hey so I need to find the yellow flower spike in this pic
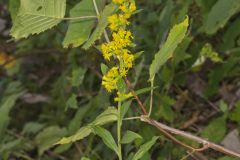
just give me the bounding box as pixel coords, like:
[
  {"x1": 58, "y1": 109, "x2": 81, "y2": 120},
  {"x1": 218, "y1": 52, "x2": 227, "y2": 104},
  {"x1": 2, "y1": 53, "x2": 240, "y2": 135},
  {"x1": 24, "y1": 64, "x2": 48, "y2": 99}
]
[
  {"x1": 102, "y1": 66, "x2": 120, "y2": 92},
  {"x1": 122, "y1": 52, "x2": 134, "y2": 68},
  {"x1": 112, "y1": 29, "x2": 132, "y2": 49},
  {"x1": 108, "y1": 14, "x2": 129, "y2": 31}
]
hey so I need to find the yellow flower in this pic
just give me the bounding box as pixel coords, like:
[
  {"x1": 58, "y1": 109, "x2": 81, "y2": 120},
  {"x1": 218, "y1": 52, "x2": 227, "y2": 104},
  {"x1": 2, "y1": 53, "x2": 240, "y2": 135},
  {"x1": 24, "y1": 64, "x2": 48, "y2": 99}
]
[
  {"x1": 112, "y1": 29, "x2": 132, "y2": 49},
  {"x1": 119, "y1": 1, "x2": 136, "y2": 18},
  {"x1": 114, "y1": 91, "x2": 133, "y2": 102},
  {"x1": 112, "y1": 0, "x2": 125, "y2": 5},
  {"x1": 108, "y1": 14, "x2": 129, "y2": 31},
  {"x1": 122, "y1": 52, "x2": 134, "y2": 68},
  {"x1": 102, "y1": 67, "x2": 120, "y2": 92}
]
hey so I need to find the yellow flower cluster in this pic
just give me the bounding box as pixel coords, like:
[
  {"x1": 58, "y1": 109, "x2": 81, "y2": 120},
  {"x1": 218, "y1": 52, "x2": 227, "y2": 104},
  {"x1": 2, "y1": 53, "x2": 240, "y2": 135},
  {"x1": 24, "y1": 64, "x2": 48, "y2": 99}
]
[{"x1": 101, "y1": 0, "x2": 136, "y2": 99}]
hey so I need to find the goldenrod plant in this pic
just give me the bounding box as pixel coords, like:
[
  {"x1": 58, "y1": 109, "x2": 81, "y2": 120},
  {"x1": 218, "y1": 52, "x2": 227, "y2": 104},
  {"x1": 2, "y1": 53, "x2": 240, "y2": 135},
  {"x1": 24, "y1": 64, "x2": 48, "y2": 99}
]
[{"x1": 1, "y1": 0, "x2": 240, "y2": 159}]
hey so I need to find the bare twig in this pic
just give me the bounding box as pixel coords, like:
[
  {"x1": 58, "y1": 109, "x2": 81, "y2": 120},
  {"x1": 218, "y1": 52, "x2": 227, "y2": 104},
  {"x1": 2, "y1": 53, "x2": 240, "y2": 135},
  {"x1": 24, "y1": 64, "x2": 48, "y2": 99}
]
[{"x1": 141, "y1": 116, "x2": 240, "y2": 158}]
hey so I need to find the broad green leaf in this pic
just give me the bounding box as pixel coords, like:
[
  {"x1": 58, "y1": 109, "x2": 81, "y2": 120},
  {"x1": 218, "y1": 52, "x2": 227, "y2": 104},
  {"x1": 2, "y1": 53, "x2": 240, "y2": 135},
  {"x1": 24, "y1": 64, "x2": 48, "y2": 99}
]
[
  {"x1": 83, "y1": 3, "x2": 117, "y2": 49},
  {"x1": 121, "y1": 131, "x2": 142, "y2": 144},
  {"x1": 149, "y1": 16, "x2": 189, "y2": 80},
  {"x1": 56, "y1": 126, "x2": 92, "y2": 145},
  {"x1": 132, "y1": 136, "x2": 159, "y2": 160},
  {"x1": 35, "y1": 126, "x2": 67, "y2": 155},
  {"x1": 92, "y1": 107, "x2": 118, "y2": 126},
  {"x1": 205, "y1": 0, "x2": 240, "y2": 35},
  {"x1": 201, "y1": 116, "x2": 227, "y2": 143},
  {"x1": 93, "y1": 126, "x2": 118, "y2": 155},
  {"x1": 11, "y1": 0, "x2": 66, "y2": 39},
  {"x1": 63, "y1": 0, "x2": 96, "y2": 48}
]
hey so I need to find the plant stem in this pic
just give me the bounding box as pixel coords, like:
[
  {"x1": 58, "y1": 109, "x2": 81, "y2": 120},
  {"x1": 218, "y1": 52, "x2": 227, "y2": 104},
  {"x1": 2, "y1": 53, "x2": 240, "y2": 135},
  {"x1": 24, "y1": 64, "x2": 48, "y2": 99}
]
[
  {"x1": 148, "y1": 77, "x2": 155, "y2": 117},
  {"x1": 117, "y1": 101, "x2": 122, "y2": 160}
]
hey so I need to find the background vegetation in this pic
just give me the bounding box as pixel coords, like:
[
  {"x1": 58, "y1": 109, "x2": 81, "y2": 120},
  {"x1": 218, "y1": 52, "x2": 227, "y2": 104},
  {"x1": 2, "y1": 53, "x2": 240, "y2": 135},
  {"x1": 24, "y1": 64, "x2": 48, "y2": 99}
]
[{"x1": 0, "y1": 0, "x2": 240, "y2": 159}]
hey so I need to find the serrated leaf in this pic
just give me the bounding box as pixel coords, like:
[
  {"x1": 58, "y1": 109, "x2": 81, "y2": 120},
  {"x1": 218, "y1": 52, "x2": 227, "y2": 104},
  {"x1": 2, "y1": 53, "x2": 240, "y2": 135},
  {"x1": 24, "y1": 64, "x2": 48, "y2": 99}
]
[
  {"x1": 56, "y1": 126, "x2": 92, "y2": 145},
  {"x1": 63, "y1": 0, "x2": 97, "y2": 48},
  {"x1": 121, "y1": 130, "x2": 142, "y2": 144},
  {"x1": 149, "y1": 16, "x2": 189, "y2": 80},
  {"x1": 92, "y1": 107, "x2": 118, "y2": 126},
  {"x1": 132, "y1": 136, "x2": 159, "y2": 160},
  {"x1": 93, "y1": 126, "x2": 118, "y2": 155},
  {"x1": 83, "y1": 3, "x2": 117, "y2": 49},
  {"x1": 205, "y1": 0, "x2": 240, "y2": 35},
  {"x1": 11, "y1": 0, "x2": 66, "y2": 39}
]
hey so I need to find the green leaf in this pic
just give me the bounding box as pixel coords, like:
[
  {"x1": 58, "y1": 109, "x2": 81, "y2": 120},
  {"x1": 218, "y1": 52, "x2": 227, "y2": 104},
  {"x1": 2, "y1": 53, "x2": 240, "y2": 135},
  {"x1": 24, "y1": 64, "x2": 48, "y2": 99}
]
[
  {"x1": 11, "y1": 0, "x2": 66, "y2": 39},
  {"x1": 92, "y1": 107, "x2": 118, "y2": 126},
  {"x1": 83, "y1": 3, "x2": 117, "y2": 49},
  {"x1": 56, "y1": 107, "x2": 117, "y2": 145},
  {"x1": 8, "y1": 0, "x2": 20, "y2": 21},
  {"x1": 134, "y1": 86, "x2": 158, "y2": 96},
  {"x1": 22, "y1": 122, "x2": 45, "y2": 135},
  {"x1": 204, "y1": 0, "x2": 240, "y2": 35},
  {"x1": 156, "y1": 95, "x2": 176, "y2": 123},
  {"x1": 132, "y1": 136, "x2": 159, "y2": 160},
  {"x1": 93, "y1": 126, "x2": 119, "y2": 155},
  {"x1": 121, "y1": 131, "x2": 142, "y2": 144},
  {"x1": 201, "y1": 116, "x2": 227, "y2": 143},
  {"x1": 63, "y1": 0, "x2": 97, "y2": 48},
  {"x1": 149, "y1": 16, "x2": 189, "y2": 80},
  {"x1": 120, "y1": 100, "x2": 132, "y2": 120},
  {"x1": 68, "y1": 104, "x2": 91, "y2": 134},
  {"x1": 35, "y1": 126, "x2": 67, "y2": 155},
  {"x1": 230, "y1": 101, "x2": 240, "y2": 123},
  {"x1": 101, "y1": 63, "x2": 108, "y2": 75},
  {"x1": 56, "y1": 126, "x2": 92, "y2": 145},
  {"x1": 70, "y1": 67, "x2": 87, "y2": 87},
  {"x1": 66, "y1": 94, "x2": 78, "y2": 110},
  {"x1": 81, "y1": 157, "x2": 91, "y2": 160},
  {"x1": 0, "y1": 83, "x2": 24, "y2": 141}
]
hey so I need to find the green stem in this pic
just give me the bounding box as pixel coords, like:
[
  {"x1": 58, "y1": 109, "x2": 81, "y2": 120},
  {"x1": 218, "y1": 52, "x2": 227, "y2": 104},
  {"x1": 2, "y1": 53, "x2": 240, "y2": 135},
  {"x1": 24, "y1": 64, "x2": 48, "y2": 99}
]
[
  {"x1": 117, "y1": 101, "x2": 122, "y2": 160},
  {"x1": 148, "y1": 76, "x2": 155, "y2": 117}
]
